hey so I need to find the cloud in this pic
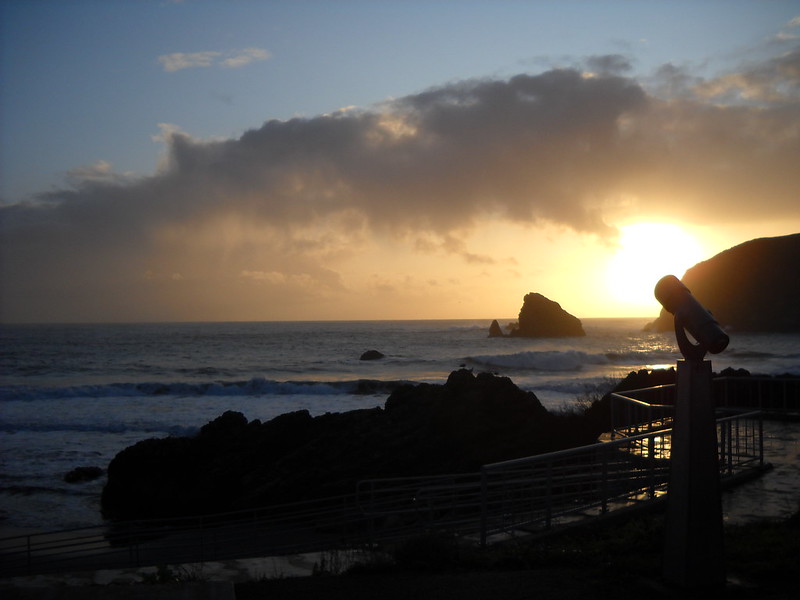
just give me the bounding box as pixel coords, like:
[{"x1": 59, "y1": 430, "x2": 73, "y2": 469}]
[
  {"x1": 584, "y1": 54, "x2": 633, "y2": 76},
  {"x1": 65, "y1": 160, "x2": 139, "y2": 186},
  {"x1": 158, "y1": 51, "x2": 221, "y2": 72},
  {"x1": 158, "y1": 48, "x2": 271, "y2": 72},
  {"x1": 220, "y1": 48, "x2": 272, "y2": 69},
  {"x1": 770, "y1": 16, "x2": 800, "y2": 43},
  {"x1": 694, "y1": 46, "x2": 800, "y2": 103},
  {"x1": 2, "y1": 51, "x2": 799, "y2": 321}
]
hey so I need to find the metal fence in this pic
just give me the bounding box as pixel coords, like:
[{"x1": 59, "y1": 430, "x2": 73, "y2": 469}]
[
  {"x1": 610, "y1": 376, "x2": 800, "y2": 436},
  {"x1": 475, "y1": 410, "x2": 762, "y2": 546},
  {"x1": 0, "y1": 494, "x2": 374, "y2": 578},
  {"x1": 0, "y1": 409, "x2": 767, "y2": 579}
]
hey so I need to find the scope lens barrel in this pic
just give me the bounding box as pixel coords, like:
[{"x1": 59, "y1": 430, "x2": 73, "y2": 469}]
[{"x1": 654, "y1": 274, "x2": 729, "y2": 355}]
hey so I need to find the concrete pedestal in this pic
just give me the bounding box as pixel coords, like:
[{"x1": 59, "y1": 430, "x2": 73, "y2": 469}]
[{"x1": 662, "y1": 359, "x2": 725, "y2": 588}]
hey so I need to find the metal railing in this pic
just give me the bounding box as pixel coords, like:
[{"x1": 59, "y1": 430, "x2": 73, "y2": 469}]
[
  {"x1": 477, "y1": 430, "x2": 672, "y2": 545},
  {"x1": 712, "y1": 376, "x2": 800, "y2": 413},
  {"x1": 610, "y1": 384, "x2": 675, "y2": 438},
  {"x1": 0, "y1": 495, "x2": 370, "y2": 578},
  {"x1": 482, "y1": 411, "x2": 761, "y2": 545},
  {"x1": 610, "y1": 376, "x2": 800, "y2": 436},
  {"x1": 0, "y1": 410, "x2": 768, "y2": 578},
  {"x1": 352, "y1": 410, "x2": 763, "y2": 546}
]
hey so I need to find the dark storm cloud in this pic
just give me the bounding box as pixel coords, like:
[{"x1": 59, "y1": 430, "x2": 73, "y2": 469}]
[
  {"x1": 139, "y1": 67, "x2": 645, "y2": 236},
  {"x1": 2, "y1": 54, "x2": 799, "y2": 321}
]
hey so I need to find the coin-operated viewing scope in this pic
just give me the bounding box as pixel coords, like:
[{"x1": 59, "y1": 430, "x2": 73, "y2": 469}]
[{"x1": 654, "y1": 274, "x2": 729, "y2": 361}]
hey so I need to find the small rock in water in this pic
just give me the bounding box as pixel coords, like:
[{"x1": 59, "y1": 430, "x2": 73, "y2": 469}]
[
  {"x1": 360, "y1": 350, "x2": 385, "y2": 360},
  {"x1": 64, "y1": 466, "x2": 104, "y2": 483},
  {"x1": 488, "y1": 319, "x2": 505, "y2": 337}
]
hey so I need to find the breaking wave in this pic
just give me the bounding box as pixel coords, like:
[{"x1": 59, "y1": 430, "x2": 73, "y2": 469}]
[
  {"x1": 0, "y1": 377, "x2": 407, "y2": 402},
  {"x1": 465, "y1": 348, "x2": 677, "y2": 372}
]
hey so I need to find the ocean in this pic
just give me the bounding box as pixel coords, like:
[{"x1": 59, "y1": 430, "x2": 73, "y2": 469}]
[{"x1": 1, "y1": 318, "x2": 799, "y2": 531}]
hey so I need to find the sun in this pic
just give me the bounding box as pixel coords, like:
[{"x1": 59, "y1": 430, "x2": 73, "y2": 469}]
[{"x1": 605, "y1": 223, "x2": 707, "y2": 314}]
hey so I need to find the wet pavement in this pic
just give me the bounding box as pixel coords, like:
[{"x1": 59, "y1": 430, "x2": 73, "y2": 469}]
[{"x1": 722, "y1": 419, "x2": 800, "y2": 524}]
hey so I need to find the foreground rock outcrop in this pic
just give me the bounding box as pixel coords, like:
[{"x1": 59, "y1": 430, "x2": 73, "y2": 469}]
[
  {"x1": 647, "y1": 233, "x2": 800, "y2": 332},
  {"x1": 101, "y1": 370, "x2": 603, "y2": 521},
  {"x1": 508, "y1": 292, "x2": 585, "y2": 337}
]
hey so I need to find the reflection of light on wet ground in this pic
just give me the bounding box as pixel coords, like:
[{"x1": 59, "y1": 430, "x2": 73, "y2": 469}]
[{"x1": 723, "y1": 420, "x2": 800, "y2": 524}]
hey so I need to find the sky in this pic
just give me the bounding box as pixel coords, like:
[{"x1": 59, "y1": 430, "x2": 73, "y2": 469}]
[{"x1": 1, "y1": 0, "x2": 799, "y2": 323}]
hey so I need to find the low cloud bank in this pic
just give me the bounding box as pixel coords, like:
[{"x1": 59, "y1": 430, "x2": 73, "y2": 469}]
[{"x1": 2, "y1": 50, "x2": 798, "y2": 321}]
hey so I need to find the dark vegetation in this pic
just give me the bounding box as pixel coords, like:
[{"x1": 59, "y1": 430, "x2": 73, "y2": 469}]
[{"x1": 235, "y1": 511, "x2": 800, "y2": 599}]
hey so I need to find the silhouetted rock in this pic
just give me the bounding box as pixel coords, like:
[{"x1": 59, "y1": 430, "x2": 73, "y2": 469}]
[
  {"x1": 360, "y1": 350, "x2": 385, "y2": 360},
  {"x1": 64, "y1": 466, "x2": 104, "y2": 483},
  {"x1": 718, "y1": 367, "x2": 752, "y2": 378},
  {"x1": 647, "y1": 233, "x2": 800, "y2": 332},
  {"x1": 509, "y1": 292, "x2": 585, "y2": 337},
  {"x1": 101, "y1": 370, "x2": 603, "y2": 521},
  {"x1": 488, "y1": 319, "x2": 505, "y2": 337}
]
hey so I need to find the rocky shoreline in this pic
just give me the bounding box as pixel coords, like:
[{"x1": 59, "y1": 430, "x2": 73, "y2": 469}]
[
  {"x1": 99, "y1": 367, "x2": 797, "y2": 523},
  {"x1": 101, "y1": 369, "x2": 606, "y2": 521}
]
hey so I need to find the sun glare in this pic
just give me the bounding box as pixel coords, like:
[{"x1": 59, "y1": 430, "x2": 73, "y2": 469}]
[{"x1": 605, "y1": 223, "x2": 706, "y2": 314}]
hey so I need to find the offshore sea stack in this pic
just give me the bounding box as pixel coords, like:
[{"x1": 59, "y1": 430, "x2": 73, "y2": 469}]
[
  {"x1": 647, "y1": 233, "x2": 800, "y2": 332},
  {"x1": 101, "y1": 369, "x2": 602, "y2": 521},
  {"x1": 508, "y1": 292, "x2": 585, "y2": 337}
]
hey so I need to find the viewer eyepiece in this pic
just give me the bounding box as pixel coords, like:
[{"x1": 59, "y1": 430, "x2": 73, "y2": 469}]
[{"x1": 654, "y1": 275, "x2": 729, "y2": 359}]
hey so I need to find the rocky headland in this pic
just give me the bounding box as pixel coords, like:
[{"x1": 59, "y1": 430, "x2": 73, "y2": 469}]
[{"x1": 647, "y1": 233, "x2": 800, "y2": 332}]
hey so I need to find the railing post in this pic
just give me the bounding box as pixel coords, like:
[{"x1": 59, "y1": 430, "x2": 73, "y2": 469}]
[
  {"x1": 601, "y1": 449, "x2": 609, "y2": 513},
  {"x1": 545, "y1": 462, "x2": 553, "y2": 529},
  {"x1": 480, "y1": 467, "x2": 488, "y2": 548},
  {"x1": 199, "y1": 515, "x2": 205, "y2": 563},
  {"x1": 648, "y1": 434, "x2": 656, "y2": 499},
  {"x1": 728, "y1": 420, "x2": 734, "y2": 472},
  {"x1": 610, "y1": 394, "x2": 616, "y2": 440}
]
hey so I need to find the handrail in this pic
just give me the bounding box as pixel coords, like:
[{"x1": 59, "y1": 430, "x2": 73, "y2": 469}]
[
  {"x1": 475, "y1": 410, "x2": 763, "y2": 546},
  {"x1": 609, "y1": 374, "x2": 800, "y2": 439},
  {"x1": 611, "y1": 376, "x2": 800, "y2": 411},
  {"x1": 0, "y1": 407, "x2": 769, "y2": 578},
  {"x1": 481, "y1": 423, "x2": 680, "y2": 472}
]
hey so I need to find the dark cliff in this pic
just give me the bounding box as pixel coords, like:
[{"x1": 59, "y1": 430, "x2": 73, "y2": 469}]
[{"x1": 647, "y1": 233, "x2": 800, "y2": 332}]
